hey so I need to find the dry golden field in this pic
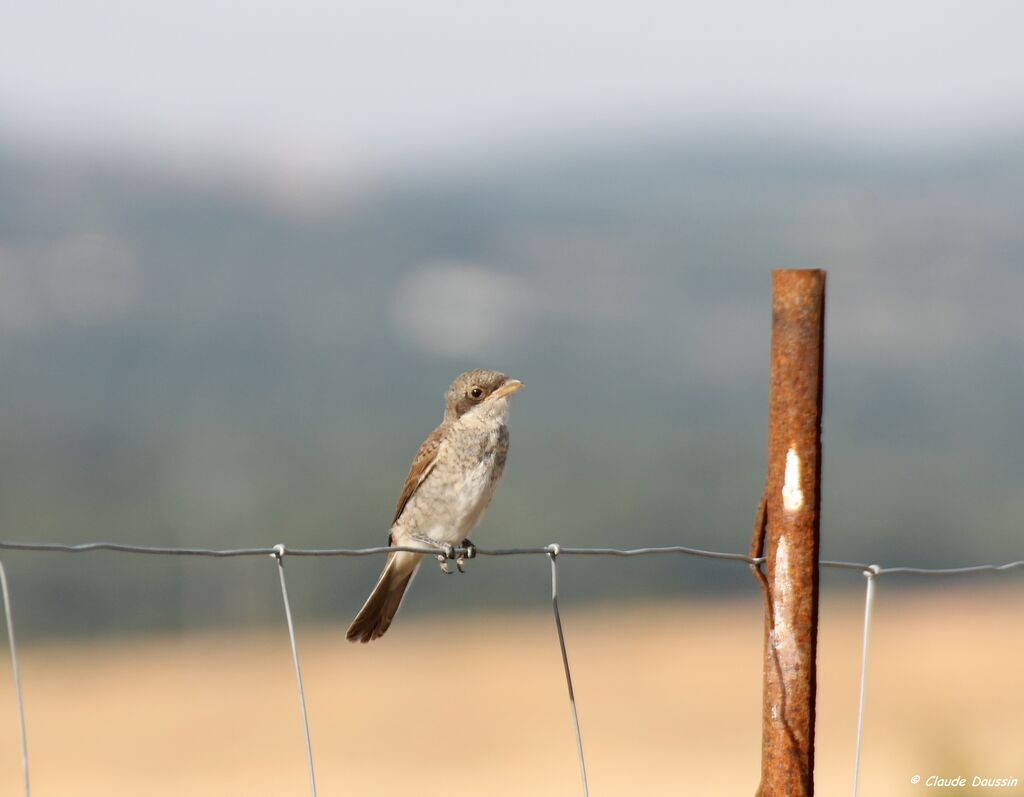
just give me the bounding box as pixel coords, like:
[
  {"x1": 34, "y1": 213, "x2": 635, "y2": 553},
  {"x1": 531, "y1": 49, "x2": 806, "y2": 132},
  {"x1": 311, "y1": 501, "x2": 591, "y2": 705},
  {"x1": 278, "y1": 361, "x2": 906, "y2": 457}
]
[{"x1": 2, "y1": 585, "x2": 1022, "y2": 796}]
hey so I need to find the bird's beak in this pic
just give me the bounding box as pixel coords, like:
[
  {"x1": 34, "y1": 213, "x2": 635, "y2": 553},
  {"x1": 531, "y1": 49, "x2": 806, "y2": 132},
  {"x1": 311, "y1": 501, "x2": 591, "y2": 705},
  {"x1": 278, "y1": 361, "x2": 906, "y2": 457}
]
[{"x1": 487, "y1": 378, "x2": 524, "y2": 401}]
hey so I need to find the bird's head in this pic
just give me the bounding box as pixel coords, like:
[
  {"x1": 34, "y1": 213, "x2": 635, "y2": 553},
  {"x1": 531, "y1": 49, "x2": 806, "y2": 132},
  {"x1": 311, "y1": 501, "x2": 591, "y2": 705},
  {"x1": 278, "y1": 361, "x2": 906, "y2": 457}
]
[{"x1": 445, "y1": 368, "x2": 523, "y2": 421}]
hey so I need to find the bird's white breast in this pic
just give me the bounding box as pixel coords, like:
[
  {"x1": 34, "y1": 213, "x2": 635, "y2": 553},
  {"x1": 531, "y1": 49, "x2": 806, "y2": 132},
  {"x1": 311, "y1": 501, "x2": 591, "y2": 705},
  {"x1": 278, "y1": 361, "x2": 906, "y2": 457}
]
[{"x1": 450, "y1": 428, "x2": 502, "y2": 521}]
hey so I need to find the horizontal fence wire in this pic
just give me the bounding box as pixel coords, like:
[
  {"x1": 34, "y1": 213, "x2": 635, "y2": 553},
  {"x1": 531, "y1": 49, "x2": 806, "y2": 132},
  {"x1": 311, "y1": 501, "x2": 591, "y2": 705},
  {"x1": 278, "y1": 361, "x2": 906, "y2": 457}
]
[
  {"x1": 2, "y1": 538, "x2": 1023, "y2": 797},
  {"x1": 1, "y1": 539, "x2": 1022, "y2": 576}
]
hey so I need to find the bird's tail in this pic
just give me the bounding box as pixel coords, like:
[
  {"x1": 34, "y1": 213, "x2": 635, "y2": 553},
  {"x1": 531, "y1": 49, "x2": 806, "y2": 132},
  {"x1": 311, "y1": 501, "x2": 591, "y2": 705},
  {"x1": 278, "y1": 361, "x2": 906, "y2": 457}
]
[{"x1": 346, "y1": 551, "x2": 422, "y2": 643}]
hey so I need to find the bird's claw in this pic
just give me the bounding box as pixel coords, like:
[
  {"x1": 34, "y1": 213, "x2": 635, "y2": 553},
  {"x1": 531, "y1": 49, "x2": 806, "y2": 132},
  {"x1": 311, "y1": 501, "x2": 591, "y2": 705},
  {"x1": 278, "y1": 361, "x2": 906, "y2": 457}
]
[
  {"x1": 436, "y1": 543, "x2": 456, "y2": 574},
  {"x1": 456, "y1": 539, "x2": 476, "y2": 573}
]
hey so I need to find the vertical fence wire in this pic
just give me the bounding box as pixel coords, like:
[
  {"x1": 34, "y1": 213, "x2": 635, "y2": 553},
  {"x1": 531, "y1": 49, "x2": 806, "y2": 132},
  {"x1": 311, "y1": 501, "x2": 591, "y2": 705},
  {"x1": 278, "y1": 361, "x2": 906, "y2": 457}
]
[
  {"x1": 0, "y1": 560, "x2": 30, "y2": 797},
  {"x1": 272, "y1": 545, "x2": 318, "y2": 797},
  {"x1": 547, "y1": 544, "x2": 590, "y2": 797},
  {"x1": 851, "y1": 565, "x2": 879, "y2": 797}
]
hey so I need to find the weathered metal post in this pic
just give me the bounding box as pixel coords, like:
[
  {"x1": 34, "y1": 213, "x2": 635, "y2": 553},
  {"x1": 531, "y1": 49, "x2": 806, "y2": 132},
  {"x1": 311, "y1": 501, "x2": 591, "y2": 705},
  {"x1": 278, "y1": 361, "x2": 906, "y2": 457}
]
[{"x1": 750, "y1": 269, "x2": 826, "y2": 796}]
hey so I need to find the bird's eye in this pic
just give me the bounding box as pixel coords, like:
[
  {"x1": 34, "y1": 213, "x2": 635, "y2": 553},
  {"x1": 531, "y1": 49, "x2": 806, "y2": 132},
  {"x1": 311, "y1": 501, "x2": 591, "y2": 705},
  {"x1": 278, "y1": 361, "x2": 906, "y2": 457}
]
[{"x1": 469, "y1": 386, "x2": 484, "y2": 399}]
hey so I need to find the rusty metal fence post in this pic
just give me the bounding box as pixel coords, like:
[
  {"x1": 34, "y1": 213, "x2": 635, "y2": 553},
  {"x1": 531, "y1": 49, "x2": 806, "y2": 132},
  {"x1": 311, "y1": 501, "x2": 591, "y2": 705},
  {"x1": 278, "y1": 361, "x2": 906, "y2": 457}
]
[{"x1": 750, "y1": 269, "x2": 826, "y2": 796}]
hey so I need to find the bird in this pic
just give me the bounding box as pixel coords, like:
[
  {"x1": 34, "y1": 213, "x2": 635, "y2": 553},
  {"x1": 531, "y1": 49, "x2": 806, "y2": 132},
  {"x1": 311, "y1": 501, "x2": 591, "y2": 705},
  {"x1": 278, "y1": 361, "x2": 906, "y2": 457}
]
[{"x1": 346, "y1": 368, "x2": 523, "y2": 643}]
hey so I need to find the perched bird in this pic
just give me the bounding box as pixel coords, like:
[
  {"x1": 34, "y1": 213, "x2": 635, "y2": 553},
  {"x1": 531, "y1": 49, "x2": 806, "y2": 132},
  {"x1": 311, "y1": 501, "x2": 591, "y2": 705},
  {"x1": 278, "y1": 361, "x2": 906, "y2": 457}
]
[{"x1": 346, "y1": 369, "x2": 523, "y2": 643}]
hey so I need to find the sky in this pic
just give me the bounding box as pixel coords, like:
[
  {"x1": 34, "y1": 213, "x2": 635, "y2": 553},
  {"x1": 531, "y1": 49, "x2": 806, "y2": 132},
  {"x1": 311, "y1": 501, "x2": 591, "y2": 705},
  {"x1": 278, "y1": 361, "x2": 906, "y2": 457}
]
[{"x1": 2, "y1": 0, "x2": 1024, "y2": 179}]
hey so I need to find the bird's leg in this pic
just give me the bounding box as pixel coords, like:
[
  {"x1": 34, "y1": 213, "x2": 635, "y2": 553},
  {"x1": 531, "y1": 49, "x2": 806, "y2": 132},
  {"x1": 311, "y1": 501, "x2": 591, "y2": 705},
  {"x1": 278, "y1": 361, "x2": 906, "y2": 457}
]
[
  {"x1": 456, "y1": 538, "x2": 477, "y2": 573},
  {"x1": 410, "y1": 534, "x2": 456, "y2": 574}
]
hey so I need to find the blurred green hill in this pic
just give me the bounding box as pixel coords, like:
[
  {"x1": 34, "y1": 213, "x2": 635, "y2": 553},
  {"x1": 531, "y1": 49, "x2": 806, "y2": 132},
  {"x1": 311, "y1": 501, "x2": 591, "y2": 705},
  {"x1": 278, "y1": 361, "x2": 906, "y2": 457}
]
[{"x1": 1, "y1": 132, "x2": 1022, "y2": 635}]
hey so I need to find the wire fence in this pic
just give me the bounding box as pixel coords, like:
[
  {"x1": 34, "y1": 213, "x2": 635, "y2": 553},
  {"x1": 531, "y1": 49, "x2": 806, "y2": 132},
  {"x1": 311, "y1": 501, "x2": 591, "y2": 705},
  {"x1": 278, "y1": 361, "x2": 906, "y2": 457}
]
[{"x1": 1, "y1": 538, "x2": 1022, "y2": 797}]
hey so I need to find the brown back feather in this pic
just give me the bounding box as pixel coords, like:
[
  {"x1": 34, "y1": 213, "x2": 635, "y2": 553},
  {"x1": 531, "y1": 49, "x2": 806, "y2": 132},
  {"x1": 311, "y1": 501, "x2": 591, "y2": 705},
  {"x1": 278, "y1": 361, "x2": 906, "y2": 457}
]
[{"x1": 391, "y1": 423, "x2": 445, "y2": 527}]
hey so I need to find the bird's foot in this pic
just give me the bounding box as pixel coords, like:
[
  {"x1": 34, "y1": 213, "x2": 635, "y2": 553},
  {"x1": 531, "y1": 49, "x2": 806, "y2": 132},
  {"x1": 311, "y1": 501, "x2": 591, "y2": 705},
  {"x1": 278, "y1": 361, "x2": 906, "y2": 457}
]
[
  {"x1": 408, "y1": 534, "x2": 456, "y2": 574},
  {"x1": 436, "y1": 542, "x2": 456, "y2": 575},
  {"x1": 456, "y1": 539, "x2": 477, "y2": 573}
]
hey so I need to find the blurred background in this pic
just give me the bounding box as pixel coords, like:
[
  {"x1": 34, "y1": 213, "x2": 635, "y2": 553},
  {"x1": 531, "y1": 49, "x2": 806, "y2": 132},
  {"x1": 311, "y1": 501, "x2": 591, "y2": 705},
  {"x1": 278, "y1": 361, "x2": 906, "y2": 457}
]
[{"x1": 1, "y1": 1, "x2": 1023, "y2": 793}]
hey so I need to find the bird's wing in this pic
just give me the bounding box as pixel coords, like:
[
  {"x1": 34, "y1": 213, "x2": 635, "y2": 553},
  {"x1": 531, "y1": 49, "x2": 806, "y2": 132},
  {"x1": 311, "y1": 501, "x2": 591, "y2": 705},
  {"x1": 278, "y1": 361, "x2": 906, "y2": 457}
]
[{"x1": 390, "y1": 423, "x2": 445, "y2": 529}]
